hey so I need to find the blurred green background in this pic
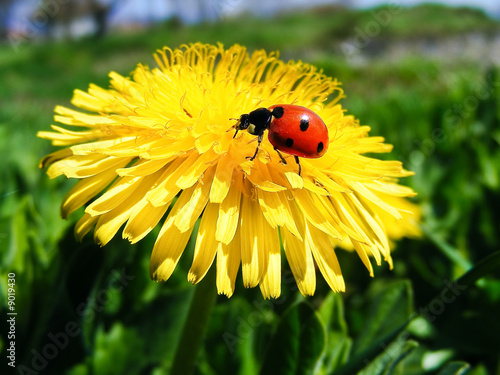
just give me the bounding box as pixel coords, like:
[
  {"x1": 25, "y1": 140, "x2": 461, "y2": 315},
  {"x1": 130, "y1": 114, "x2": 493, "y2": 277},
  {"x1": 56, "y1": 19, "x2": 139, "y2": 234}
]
[{"x1": 1, "y1": 3, "x2": 500, "y2": 374}]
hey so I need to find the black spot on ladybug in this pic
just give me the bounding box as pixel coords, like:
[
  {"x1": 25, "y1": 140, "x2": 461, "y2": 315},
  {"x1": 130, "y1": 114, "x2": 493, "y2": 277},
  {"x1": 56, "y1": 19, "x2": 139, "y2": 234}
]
[
  {"x1": 272, "y1": 107, "x2": 284, "y2": 119},
  {"x1": 317, "y1": 142, "x2": 324, "y2": 153},
  {"x1": 286, "y1": 138, "x2": 294, "y2": 147},
  {"x1": 300, "y1": 118, "x2": 309, "y2": 131}
]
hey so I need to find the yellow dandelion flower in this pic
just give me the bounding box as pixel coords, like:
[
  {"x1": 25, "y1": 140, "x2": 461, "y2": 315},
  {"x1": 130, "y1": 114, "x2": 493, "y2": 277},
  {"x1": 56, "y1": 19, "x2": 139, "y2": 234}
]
[{"x1": 38, "y1": 43, "x2": 420, "y2": 299}]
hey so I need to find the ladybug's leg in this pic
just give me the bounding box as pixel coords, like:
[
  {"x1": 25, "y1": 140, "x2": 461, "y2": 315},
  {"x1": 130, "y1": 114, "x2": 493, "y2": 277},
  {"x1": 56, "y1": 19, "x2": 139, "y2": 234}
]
[
  {"x1": 274, "y1": 148, "x2": 287, "y2": 165},
  {"x1": 294, "y1": 155, "x2": 302, "y2": 176},
  {"x1": 247, "y1": 133, "x2": 264, "y2": 161}
]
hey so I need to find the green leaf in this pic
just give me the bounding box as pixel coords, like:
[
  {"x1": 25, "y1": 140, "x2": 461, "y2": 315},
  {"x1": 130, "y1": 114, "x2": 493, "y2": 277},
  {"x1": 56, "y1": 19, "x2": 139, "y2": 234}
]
[
  {"x1": 358, "y1": 339, "x2": 418, "y2": 375},
  {"x1": 354, "y1": 280, "x2": 414, "y2": 355},
  {"x1": 333, "y1": 281, "x2": 414, "y2": 375},
  {"x1": 319, "y1": 293, "x2": 348, "y2": 334},
  {"x1": 477, "y1": 144, "x2": 499, "y2": 189},
  {"x1": 260, "y1": 302, "x2": 326, "y2": 375},
  {"x1": 457, "y1": 250, "x2": 500, "y2": 287},
  {"x1": 318, "y1": 293, "x2": 352, "y2": 373},
  {"x1": 5, "y1": 197, "x2": 30, "y2": 272},
  {"x1": 92, "y1": 323, "x2": 144, "y2": 375},
  {"x1": 466, "y1": 364, "x2": 489, "y2": 375},
  {"x1": 66, "y1": 364, "x2": 89, "y2": 375},
  {"x1": 422, "y1": 350, "x2": 454, "y2": 372},
  {"x1": 436, "y1": 362, "x2": 471, "y2": 375}
]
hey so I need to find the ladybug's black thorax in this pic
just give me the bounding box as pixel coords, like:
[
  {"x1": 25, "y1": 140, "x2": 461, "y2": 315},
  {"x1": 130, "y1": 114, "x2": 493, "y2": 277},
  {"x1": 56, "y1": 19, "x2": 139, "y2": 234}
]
[{"x1": 247, "y1": 107, "x2": 272, "y2": 135}]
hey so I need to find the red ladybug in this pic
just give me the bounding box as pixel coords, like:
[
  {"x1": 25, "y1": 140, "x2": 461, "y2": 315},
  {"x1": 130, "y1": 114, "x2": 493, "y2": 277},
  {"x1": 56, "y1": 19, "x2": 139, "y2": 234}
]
[{"x1": 233, "y1": 104, "x2": 329, "y2": 175}]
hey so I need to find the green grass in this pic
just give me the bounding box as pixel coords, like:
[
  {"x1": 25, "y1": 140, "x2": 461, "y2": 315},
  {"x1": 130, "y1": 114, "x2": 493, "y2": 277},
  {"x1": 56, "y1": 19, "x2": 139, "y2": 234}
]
[{"x1": 1, "y1": 3, "x2": 500, "y2": 375}]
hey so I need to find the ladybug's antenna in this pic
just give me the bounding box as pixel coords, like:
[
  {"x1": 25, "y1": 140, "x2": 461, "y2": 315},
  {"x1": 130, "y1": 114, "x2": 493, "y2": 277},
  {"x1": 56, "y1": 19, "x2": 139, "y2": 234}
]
[{"x1": 227, "y1": 117, "x2": 240, "y2": 138}]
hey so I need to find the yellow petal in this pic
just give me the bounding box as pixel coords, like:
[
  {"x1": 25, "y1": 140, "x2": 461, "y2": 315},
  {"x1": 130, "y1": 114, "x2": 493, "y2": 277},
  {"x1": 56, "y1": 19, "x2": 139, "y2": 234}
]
[
  {"x1": 216, "y1": 229, "x2": 241, "y2": 297},
  {"x1": 51, "y1": 124, "x2": 102, "y2": 138},
  {"x1": 313, "y1": 194, "x2": 367, "y2": 244},
  {"x1": 146, "y1": 156, "x2": 187, "y2": 207},
  {"x1": 37, "y1": 129, "x2": 98, "y2": 146},
  {"x1": 293, "y1": 189, "x2": 342, "y2": 239},
  {"x1": 247, "y1": 162, "x2": 288, "y2": 192},
  {"x1": 257, "y1": 189, "x2": 284, "y2": 228},
  {"x1": 93, "y1": 173, "x2": 159, "y2": 246},
  {"x1": 303, "y1": 178, "x2": 330, "y2": 196},
  {"x1": 239, "y1": 191, "x2": 266, "y2": 288},
  {"x1": 352, "y1": 241, "x2": 374, "y2": 276},
  {"x1": 282, "y1": 226, "x2": 316, "y2": 296},
  {"x1": 70, "y1": 137, "x2": 137, "y2": 156},
  {"x1": 305, "y1": 221, "x2": 344, "y2": 292},
  {"x1": 215, "y1": 174, "x2": 242, "y2": 244},
  {"x1": 47, "y1": 154, "x2": 106, "y2": 179},
  {"x1": 349, "y1": 181, "x2": 403, "y2": 220},
  {"x1": 313, "y1": 170, "x2": 350, "y2": 193},
  {"x1": 259, "y1": 222, "x2": 281, "y2": 299},
  {"x1": 175, "y1": 149, "x2": 217, "y2": 189},
  {"x1": 123, "y1": 200, "x2": 170, "y2": 244},
  {"x1": 103, "y1": 137, "x2": 167, "y2": 157},
  {"x1": 71, "y1": 89, "x2": 111, "y2": 112},
  {"x1": 284, "y1": 171, "x2": 303, "y2": 189},
  {"x1": 195, "y1": 132, "x2": 217, "y2": 154},
  {"x1": 277, "y1": 191, "x2": 303, "y2": 240},
  {"x1": 258, "y1": 189, "x2": 303, "y2": 243},
  {"x1": 149, "y1": 187, "x2": 197, "y2": 281},
  {"x1": 117, "y1": 159, "x2": 170, "y2": 177},
  {"x1": 64, "y1": 156, "x2": 133, "y2": 178},
  {"x1": 54, "y1": 105, "x2": 110, "y2": 127},
  {"x1": 74, "y1": 213, "x2": 98, "y2": 242},
  {"x1": 174, "y1": 166, "x2": 215, "y2": 232},
  {"x1": 38, "y1": 148, "x2": 73, "y2": 169},
  {"x1": 86, "y1": 175, "x2": 142, "y2": 216},
  {"x1": 349, "y1": 192, "x2": 391, "y2": 261},
  {"x1": 143, "y1": 136, "x2": 195, "y2": 159},
  {"x1": 188, "y1": 203, "x2": 219, "y2": 284},
  {"x1": 61, "y1": 167, "x2": 120, "y2": 219},
  {"x1": 365, "y1": 180, "x2": 417, "y2": 197},
  {"x1": 210, "y1": 149, "x2": 237, "y2": 203},
  {"x1": 330, "y1": 193, "x2": 374, "y2": 246}
]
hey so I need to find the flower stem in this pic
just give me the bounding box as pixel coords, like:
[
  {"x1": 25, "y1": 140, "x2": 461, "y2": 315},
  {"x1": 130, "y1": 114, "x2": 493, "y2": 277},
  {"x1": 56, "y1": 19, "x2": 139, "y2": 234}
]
[{"x1": 171, "y1": 267, "x2": 217, "y2": 375}]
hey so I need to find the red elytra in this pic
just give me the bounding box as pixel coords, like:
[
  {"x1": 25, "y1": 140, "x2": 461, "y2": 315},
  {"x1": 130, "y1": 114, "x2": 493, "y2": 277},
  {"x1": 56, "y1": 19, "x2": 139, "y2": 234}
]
[{"x1": 267, "y1": 104, "x2": 329, "y2": 158}]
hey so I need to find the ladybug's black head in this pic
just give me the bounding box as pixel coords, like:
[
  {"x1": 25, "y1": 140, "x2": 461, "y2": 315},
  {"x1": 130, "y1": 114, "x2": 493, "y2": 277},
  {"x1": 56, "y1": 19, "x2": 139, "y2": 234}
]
[
  {"x1": 232, "y1": 113, "x2": 249, "y2": 139},
  {"x1": 237, "y1": 114, "x2": 250, "y2": 130}
]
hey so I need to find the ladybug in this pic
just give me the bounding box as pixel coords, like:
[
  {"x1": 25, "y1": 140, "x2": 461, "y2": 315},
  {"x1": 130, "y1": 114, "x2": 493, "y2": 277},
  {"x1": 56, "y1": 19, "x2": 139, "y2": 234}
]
[{"x1": 232, "y1": 104, "x2": 329, "y2": 175}]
